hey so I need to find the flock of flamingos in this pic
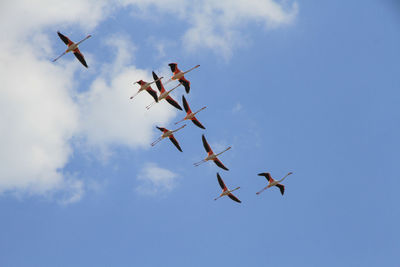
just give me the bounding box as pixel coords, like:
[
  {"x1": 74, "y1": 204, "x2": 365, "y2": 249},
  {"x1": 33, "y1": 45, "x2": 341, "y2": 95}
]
[{"x1": 53, "y1": 31, "x2": 293, "y2": 204}]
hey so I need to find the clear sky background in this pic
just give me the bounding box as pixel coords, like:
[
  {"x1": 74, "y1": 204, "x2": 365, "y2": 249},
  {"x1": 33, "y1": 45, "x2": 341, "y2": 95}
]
[{"x1": 0, "y1": 1, "x2": 399, "y2": 266}]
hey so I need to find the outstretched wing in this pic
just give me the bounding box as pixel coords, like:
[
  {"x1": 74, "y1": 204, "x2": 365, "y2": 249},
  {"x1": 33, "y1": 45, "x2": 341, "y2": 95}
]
[
  {"x1": 73, "y1": 49, "x2": 88, "y2": 68},
  {"x1": 228, "y1": 193, "x2": 241, "y2": 203},
  {"x1": 57, "y1": 31, "x2": 73, "y2": 45},
  {"x1": 276, "y1": 184, "x2": 285, "y2": 195},
  {"x1": 258, "y1": 172, "x2": 272, "y2": 182},
  {"x1": 169, "y1": 135, "x2": 182, "y2": 152},
  {"x1": 182, "y1": 95, "x2": 191, "y2": 113},
  {"x1": 201, "y1": 135, "x2": 212, "y2": 153},
  {"x1": 168, "y1": 63, "x2": 178, "y2": 73},
  {"x1": 217, "y1": 173, "x2": 227, "y2": 190},
  {"x1": 214, "y1": 158, "x2": 229, "y2": 171},
  {"x1": 156, "y1": 126, "x2": 167, "y2": 132},
  {"x1": 152, "y1": 71, "x2": 165, "y2": 93},
  {"x1": 165, "y1": 96, "x2": 182, "y2": 110},
  {"x1": 146, "y1": 87, "x2": 159, "y2": 102},
  {"x1": 179, "y1": 77, "x2": 190, "y2": 93},
  {"x1": 191, "y1": 117, "x2": 205, "y2": 129}
]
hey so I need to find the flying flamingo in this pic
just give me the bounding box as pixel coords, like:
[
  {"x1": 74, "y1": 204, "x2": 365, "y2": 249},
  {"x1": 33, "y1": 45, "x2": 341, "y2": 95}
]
[
  {"x1": 175, "y1": 95, "x2": 206, "y2": 129},
  {"x1": 256, "y1": 172, "x2": 293, "y2": 195},
  {"x1": 53, "y1": 31, "x2": 91, "y2": 68},
  {"x1": 168, "y1": 63, "x2": 200, "y2": 93},
  {"x1": 151, "y1": 125, "x2": 186, "y2": 152},
  {"x1": 194, "y1": 135, "x2": 231, "y2": 170},
  {"x1": 130, "y1": 78, "x2": 162, "y2": 103},
  {"x1": 146, "y1": 71, "x2": 183, "y2": 110},
  {"x1": 214, "y1": 173, "x2": 241, "y2": 203}
]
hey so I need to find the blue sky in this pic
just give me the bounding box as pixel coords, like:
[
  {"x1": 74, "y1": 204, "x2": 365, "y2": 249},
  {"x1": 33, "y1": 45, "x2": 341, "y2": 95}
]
[{"x1": 0, "y1": 1, "x2": 399, "y2": 266}]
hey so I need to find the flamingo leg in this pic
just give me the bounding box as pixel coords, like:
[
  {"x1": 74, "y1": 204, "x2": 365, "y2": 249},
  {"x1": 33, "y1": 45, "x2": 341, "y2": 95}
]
[
  {"x1": 216, "y1": 146, "x2": 232, "y2": 157},
  {"x1": 168, "y1": 83, "x2": 182, "y2": 93},
  {"x1": 183, "y1": 65, "x2": 200, "y2": 75},
  {"x1": 193, "y1": 106, "x2": 207, "y2": 116},
  {"x1": 52, "y1": 51, "x2": 67, "y2": 62},
  {"x1": 146, "y1": 101, "x2": 157, "y2": 110},
  {"x1": 174, "y1": 118, "x2": 186, "y2": 125},
  {"x1": 151, "y1": 137, "x2": 163, "y2": 146},
  {"x1": 194, "y1": 159, "x2": 207, "y2": 166},
  {"x1": 76, "y1": 35, "x2": 92, "y2": 46},
  {"x1": 171, "y1": 124, "x2": 186, "y2": 133},
  {"x1": 229, "y1": 187, "x2": 240, "y2": 193}
]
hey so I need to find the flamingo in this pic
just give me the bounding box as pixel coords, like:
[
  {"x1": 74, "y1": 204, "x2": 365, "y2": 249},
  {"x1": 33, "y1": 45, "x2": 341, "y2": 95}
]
[
  {"x1": 53, "y1": 31, "x2": 91, "y2": 68},
  {"x1": 256, "y1": 172, "x2": 293, "y2": 195},
  {"x1": 214, "y1": 173, "x2": 241, "y2": 203},
  {"x1": 151, "y1": 125, "x2": 186, "y2": 152},
  {"x1": 130, "y1": 78, "x2": 162, "y2": 103},
  {"x1": 194, "y1": 135, "x2": 231, "y2": 170},
  {"x1": 146, "y1": 71, "x2": 183, "y2": 110},
  {"x1": 168, "y1": 63, "x2": 200, "y2": 93},
  {"x1": 175, "y1": 95, "x2": 206, "y2": 129}
]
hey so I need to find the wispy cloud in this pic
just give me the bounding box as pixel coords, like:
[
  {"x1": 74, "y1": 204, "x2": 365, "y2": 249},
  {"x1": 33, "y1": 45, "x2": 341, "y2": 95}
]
[{"x1": 135, "y1": 163, "x2": 179, "y2": 196}]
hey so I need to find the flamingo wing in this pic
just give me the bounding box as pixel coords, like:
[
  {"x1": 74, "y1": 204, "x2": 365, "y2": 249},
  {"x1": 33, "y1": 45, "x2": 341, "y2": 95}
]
[
  {"x1": 168, "y1": 63, "x2": 178, "y2": 73},
  {"x1": 214, "y1": 158, "x2": 229, "y2": 171},
  {"x1": 258, "y1": 172, "x2": 272, "y2": 182},
  {"x1": 73, "y1": 49, "x2": 88, "y2": 68},
  {"x1": 152, "y1": 71, "x2": 165, "y2": 93},
  {"x1": 156, "y1": 126, "x2": 167, "y2": 132},
  {"x1": 182, "y1": 95, "x2": 191, "y2": 113},
  {"x1": 191, "y1": 117, "x2": 205, "y2": 129},
  {"x1": 201, "y1": 135, "x2": 212, "y2": 153},
  {"x1": 165, "y1": 96, "x2": 182, "y2": 110},
  {"x1": 228, "y1": 193, "x2": 241, "y2": 203},
  {"x1": 146, "y1": 87, "x2": 159, "y2": 102},
  {"x1": 179, "y1": 77, "x2": 190, "y2": 93},
  {"x1": 276, "y1": 184, "x2": 285, "y2": 195},
  {"x1": 168, "y1": 135, "x2": 182, "y2": 152},
  {"x1": 217, "y1": 173, "x2": 227, "y2": 190},
  {"x1": 57, "y1": 31, "x2": 73, "y2": 45}
]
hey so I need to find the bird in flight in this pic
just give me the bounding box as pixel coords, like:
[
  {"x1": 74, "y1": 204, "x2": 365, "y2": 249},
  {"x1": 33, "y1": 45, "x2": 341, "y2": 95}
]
[
  {"x1": 151, "y1": 125, "x2": 186, "y2": 152},
  {"x1": 168, "y1": 63, "x2": 200, "y2": 93},
  {"x1": 130, "y1": 78, "x2": 161, "y2": 103},
  {"x1": 175, "y1": 95, "x2": 206, "y2": 129},
  {"x1": 256, "y1": 172, "x2": 293, "y2": 195},
  {"x1": 214, "y1": 173, "x2": 241, "y2": 203},
  {"x1": 53, "y1": 31, "x2": 91, "y2": 68},
  {"x1": 146, "y1": 71, "x2": 183, "y2": 110},
  {"x1": 194, "y1": 135, "x2": 231, "y2": 170}
]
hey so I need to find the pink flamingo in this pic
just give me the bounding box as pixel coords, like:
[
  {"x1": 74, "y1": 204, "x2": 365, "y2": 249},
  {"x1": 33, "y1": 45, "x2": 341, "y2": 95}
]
[
  {"x1": 151, "y1": 125, "x2": 186, "y2": 152},
  {"x1": 146, "y1": 71, "x2": 183, "y2": 110},
  {"x1": 168, "y1": 63, "x2": 200, "y2": 93},
  {"x1": 53, "y1": 31, "x2": 91, "y2": 68},
  {"x1": 214, "y1": 173, "x2": 241, "y2": 203},
  {"x1": 256, "y1": 172, "x2": 293, "y2": 195},
  {"x1": 130, "y1": 78, "x2": 162, "y2": 103},
  {"x1": 194, "y1": 135, "x2": 231, "y2": 170},
  {"x1": 175, "y1": 95, "x2": 206, "y2": 129}
]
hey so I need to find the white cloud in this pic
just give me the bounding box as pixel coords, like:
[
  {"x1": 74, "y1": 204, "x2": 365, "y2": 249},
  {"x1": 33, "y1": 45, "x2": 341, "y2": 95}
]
[
  {"x1": 120, "y1": 0, "x2": 298, "y2": 58},
  {"x1": 232, "y1": 102, "x2": 243, "y2": 113},
  {"x1": 182, "y1": 0, "x2": 298, "y2": 58},
  {"x1": 0, "y1": 0, "x2": 109, "y2": 200},
  {"x1": 136, "y1": 163, "x2": 179, "y2": 195}
]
